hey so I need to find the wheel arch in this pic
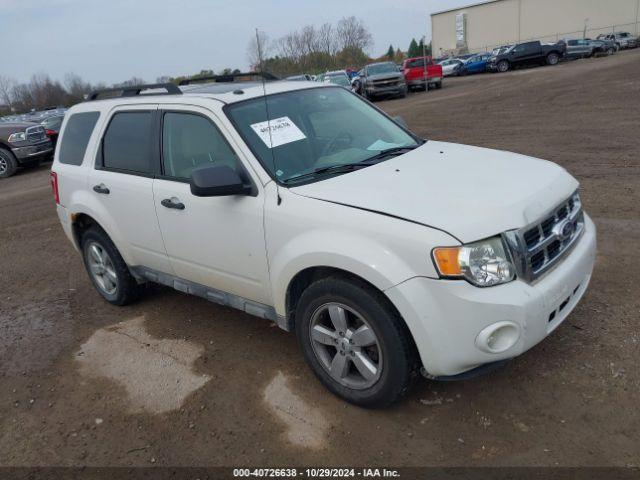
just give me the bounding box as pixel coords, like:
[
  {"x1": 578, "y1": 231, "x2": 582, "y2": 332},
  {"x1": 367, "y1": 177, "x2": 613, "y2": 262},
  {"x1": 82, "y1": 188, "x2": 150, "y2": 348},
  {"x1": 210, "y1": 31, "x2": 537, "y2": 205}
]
[
  {"x1": 69, "y1": 210, "x2": 133, "y2": 266},
  {"x1": 283, "y1": 265, "x2": 419, "y2": 356}
]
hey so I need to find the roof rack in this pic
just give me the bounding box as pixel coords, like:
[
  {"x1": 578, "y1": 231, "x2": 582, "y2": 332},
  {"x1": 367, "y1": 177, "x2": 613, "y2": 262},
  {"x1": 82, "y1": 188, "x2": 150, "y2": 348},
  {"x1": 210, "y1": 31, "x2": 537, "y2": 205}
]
[
  {"x1": 178, "y1": 72, "x2": 279, "y2": 86},
  {"x1": 87, "y1": 83, "x2": 182, "y2": 101}
]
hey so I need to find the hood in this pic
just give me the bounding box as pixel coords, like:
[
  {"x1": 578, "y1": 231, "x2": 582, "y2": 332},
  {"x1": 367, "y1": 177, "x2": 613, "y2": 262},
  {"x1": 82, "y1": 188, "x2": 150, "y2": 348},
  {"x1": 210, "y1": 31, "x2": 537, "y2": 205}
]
[
  {"x1": 367, "y1": 72, "x2": 403, "y2": 81},
  {"x1": 0, "y1": 121, "x2": 39, "y2": 131},
  {"x1": 290, "y1": 141, "x2": 578, "y2": 243}
]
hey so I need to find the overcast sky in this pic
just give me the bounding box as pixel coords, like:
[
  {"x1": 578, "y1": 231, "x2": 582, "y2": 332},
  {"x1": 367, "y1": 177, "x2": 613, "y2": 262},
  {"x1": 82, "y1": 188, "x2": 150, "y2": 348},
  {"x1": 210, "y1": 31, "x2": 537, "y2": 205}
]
[{"x1": 1, "y1": 0, "x2": 475, "y2": 85}]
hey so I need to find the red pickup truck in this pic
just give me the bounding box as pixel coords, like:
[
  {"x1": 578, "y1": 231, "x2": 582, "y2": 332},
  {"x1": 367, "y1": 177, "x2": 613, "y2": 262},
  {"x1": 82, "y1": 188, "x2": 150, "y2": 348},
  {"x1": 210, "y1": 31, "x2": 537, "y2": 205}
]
[{"x1": 401, "y1": 57, "x2": 443, "y2": 91}]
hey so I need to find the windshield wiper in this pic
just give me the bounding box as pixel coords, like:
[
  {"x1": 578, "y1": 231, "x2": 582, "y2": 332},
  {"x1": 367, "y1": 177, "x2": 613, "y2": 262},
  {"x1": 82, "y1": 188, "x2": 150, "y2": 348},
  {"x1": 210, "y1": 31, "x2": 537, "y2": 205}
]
[
  {"x1": 364, "y1": 145, "x2": 419, "y2": 163},
  {"x1": 283, "y1": 145, "x2": 421, "y2": 185},
  {"x1": 283, "y1": 162, "x2": 372, "y2": 184}
]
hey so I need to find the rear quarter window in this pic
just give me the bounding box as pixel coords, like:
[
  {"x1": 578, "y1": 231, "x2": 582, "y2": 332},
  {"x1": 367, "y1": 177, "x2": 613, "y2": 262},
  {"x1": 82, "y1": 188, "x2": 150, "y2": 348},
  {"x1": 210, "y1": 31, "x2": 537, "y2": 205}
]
[{"x1": 58, "y1": 112, "x2": 100, "y2": 166}]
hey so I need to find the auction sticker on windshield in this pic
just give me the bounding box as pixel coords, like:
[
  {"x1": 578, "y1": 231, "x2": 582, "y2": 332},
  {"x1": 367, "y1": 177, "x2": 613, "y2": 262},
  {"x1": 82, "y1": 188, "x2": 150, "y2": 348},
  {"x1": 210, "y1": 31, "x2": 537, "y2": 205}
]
[{"x1": 250, "y1": 116, "x2": 306, "y2": 148}]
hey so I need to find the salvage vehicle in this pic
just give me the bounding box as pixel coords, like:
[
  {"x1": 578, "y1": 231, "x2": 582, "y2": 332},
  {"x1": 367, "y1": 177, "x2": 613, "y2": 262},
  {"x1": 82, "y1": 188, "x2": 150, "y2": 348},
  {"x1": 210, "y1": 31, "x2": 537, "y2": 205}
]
[
  {"x1": 0, "y1": 121, "x2": 53, "y2": 178},
  {"x1": 358, "y1": 62, "x2": 407, "y2": 100},
  {"x1": 561, "y1": 38, "x2": 597, "y2": 59},
  {"x1": 597, "y1": 32, "x2": 638, "y2": 50},
  {"x1": 489, "y1": 41, "x2": 566, "y2": 73},
  {"x1": 459, "y1": 53, "x2": 492, "y2": 75},
  {"x1": 318, "y1": 70, "x2": 352, "y2": 89},
  {"x1": 401, "y1": 56, "x2": 443, "y2": 91},
  {"x1": 51, "y1": 79, "x2": 596, "y2": 407},
  {"x1": 41, "y1": 114, "x2": 66, "y2": 148},
  {"x1": 438, "y1": 58, "x2": 464, "y2": 77}
]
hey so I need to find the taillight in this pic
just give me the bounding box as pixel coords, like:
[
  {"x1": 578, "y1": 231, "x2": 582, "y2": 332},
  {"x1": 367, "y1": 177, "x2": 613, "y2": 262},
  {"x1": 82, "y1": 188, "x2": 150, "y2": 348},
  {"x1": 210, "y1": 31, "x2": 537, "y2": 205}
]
[
  {"x1": 45, "y1": 129, "x2": 56, "y2": 136},
  {"x1": 51, "y1": 171, "x2": 60, "y2": 205}
]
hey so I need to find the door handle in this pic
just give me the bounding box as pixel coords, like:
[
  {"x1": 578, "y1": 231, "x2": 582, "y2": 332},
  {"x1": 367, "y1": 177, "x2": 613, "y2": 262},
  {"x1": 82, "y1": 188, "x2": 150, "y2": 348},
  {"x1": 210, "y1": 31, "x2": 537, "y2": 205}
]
[
  {"x1": 161, "y1": 198, "x2": 185, "y2": 210},
  {"x1": 93, "y1": 184, "x2": 110, "y2": 195}
]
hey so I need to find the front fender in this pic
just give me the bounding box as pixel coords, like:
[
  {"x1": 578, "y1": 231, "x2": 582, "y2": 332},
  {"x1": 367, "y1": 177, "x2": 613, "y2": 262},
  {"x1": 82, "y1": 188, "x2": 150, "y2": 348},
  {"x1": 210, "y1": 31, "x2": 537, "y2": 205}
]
[
  {"x1": 265, "y1": 187, "x2": 459, "y2": 317},
  {"x1": 270, "y1": 229, "x2": 411, "y2": 317}
]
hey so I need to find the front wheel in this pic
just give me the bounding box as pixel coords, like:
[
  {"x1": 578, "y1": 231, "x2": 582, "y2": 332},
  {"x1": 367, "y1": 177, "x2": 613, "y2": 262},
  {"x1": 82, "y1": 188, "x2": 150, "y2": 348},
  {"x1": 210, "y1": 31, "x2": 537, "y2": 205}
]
[
  {"x1": 497, "y1": 60, "x2": 510, "y2": 73},
  {"x1": 546, "y1": 52, "x2": 560, "y2": 65},
  {"x1": 295, "y1": 276, "x2": 419, "y2": 408},
  {"x1": 0, "y1": 148, "x2": 18, "y2": 178}
]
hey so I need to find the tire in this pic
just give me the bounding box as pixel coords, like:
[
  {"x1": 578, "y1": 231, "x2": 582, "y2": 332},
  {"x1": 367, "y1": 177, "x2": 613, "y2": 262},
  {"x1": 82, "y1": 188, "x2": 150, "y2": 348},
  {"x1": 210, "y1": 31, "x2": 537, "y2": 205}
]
[
  {"x1": 546, "y1": 52, "x2": 560, "y2": 66},
  {"x1": 0, "y1": 148, "x2": 18, "y2": 178},
  {"x1": 398, "y1": 87, "x2": 407, "y2": 99},
  {"x1": 295, "y1": 276, "x2": 419, "y2": 408},
  {"x1": 497, "y1": 60, "x2": 510, "y2": 73},
  {"x1": 435, "y1": 81, "x2": 442, "y2": 89},
  {"x1": 81, "y1": 227, "x2": 141, "y2": 306}
]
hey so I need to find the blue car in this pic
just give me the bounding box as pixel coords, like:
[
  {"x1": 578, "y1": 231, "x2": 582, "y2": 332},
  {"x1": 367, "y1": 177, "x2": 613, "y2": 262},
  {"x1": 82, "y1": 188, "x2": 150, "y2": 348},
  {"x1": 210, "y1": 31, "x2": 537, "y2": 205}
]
[{"x1": 461, "y1": 53, "x2": 492, "y2": 75}]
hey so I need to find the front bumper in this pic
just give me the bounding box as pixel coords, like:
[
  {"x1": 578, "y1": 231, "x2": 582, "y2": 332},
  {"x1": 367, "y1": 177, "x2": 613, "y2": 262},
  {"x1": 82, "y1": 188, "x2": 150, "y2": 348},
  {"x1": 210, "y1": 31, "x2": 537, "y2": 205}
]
[
  {"x1": 366, "y1": 84, "x2": 406, "y2": 95},
  {"x1": 12, "y1": 140, "x2": 53, "y2": 162},
  {"x1": 386, "y1": 214, "x2": 597, "y2": 377}
]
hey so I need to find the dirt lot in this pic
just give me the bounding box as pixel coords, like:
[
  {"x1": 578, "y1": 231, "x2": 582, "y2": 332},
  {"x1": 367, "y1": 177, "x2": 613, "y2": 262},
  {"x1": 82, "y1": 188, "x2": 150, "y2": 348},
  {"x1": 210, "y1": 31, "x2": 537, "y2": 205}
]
[{"x1": 1, "y1": 50, "x2": 639, "y2": 468}]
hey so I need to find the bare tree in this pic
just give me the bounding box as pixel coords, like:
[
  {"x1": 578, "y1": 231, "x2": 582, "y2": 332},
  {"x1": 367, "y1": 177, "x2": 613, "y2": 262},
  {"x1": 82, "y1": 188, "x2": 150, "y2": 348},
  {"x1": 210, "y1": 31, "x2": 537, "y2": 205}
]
[
  {"x1": 318, "y1": 23, "x2": 338, "y2": 56},
  {"x1": 116, "y1": 77, "x2": 146, "y2": 87},
  {"x1": 0, "y1": 76, "x2": 16, "y2": 110},
  {"x1": 247, "y1": 31, "x2": 270, "y2": 70},
  {"x1": 65, "y1": 73, "x2": 92, "y2": 104},
  {"x1": 336, "y1": 16, "x2": 373, "y2": 52}
]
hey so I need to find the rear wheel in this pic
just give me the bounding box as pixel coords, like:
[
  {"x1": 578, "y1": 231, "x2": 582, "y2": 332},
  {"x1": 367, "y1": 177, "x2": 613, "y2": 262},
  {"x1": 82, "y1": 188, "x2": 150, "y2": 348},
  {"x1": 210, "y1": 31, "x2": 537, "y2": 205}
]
[
  {"x1": 497, "y1": 60, "x2": 510, "y2": 73},
  {"x1": 295, "y1": 276, "x2": 419, "y2": 407},
  {"x1": 435, "y1": 81, "x2": 442, "y2": 89},
  {"x1": 81, "y1": 227, "x2": 141, "y2": 306},
  {"x1": 546, "y1": 52, "x2": 560, "y2": 65},
  {"x1": 0, "y1": 148, "x2": 18, "y2": 178}
]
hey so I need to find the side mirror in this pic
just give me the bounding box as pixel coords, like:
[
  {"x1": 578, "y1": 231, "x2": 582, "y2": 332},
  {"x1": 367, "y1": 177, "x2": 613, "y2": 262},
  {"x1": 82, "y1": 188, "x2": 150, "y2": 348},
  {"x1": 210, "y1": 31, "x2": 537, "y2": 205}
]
[
  {"x1": 393, "y1": 116, "x2": 409, "y2": 129},
  {"x1": 190, "y1": 164, "x2": 252, "y2": 197}
]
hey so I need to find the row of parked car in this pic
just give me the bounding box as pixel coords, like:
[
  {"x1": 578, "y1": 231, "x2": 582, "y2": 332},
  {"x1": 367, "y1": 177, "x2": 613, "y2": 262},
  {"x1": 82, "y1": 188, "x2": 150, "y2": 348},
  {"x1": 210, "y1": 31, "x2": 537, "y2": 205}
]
[
  {"x1": 0, "y1": 108, "x2": 66, "y2": 177},
  {"x1": 437, "y1": 31, "x2": 638, "y2": 77},
  {"x1": 287, "y1": 57, "x2": 444, "y2": 101}
]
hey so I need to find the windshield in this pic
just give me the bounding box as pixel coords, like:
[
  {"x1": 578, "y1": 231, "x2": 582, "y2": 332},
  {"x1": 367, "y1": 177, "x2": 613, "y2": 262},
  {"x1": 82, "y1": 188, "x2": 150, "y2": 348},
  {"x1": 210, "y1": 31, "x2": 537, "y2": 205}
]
[
  {"x1": 366, "y1": 63, "x2": 398, "y2": 75},
  {"x1": 225, "y1": 87, "x2": 419, "y2": 185},
  {"x1": 324, "y1": 74, "x2": 350, "y2": 87}
]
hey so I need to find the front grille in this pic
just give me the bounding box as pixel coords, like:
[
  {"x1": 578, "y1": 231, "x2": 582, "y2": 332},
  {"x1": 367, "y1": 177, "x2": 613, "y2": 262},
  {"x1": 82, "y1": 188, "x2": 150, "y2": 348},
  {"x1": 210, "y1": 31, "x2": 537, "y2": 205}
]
[
  {"x1": 372, "y1": 79, "x2": 398, "y2": 87},
  {"x1": 504, "y1": 192, "x2": 585, "y2": 282},
  {"x1": 26, "y1": 125, "x2": 46, "y2": 142}
]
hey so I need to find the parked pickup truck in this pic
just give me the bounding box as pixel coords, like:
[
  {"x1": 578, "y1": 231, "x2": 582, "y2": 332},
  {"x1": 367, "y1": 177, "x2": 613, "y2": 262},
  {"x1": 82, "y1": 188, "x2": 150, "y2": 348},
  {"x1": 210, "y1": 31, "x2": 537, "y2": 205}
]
[
  {"x1": 52, "y1": 80, "x2": 596, "y2": 407},
  {"x1": 401, "y1": 56, "x2": 443, "y2": 91},
  {"x1": 489, "y1": 41, "x2": 566, "y2": 73},
  {"x1": 0, "y1": 122, "x2": 53, "y2": 178}
]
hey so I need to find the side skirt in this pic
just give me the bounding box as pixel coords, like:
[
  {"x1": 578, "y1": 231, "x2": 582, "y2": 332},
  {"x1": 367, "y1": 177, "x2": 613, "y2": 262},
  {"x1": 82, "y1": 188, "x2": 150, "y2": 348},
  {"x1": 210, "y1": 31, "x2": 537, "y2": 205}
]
[{"x1": 130, "y1": 266, "x2": 290, "y2": 331}]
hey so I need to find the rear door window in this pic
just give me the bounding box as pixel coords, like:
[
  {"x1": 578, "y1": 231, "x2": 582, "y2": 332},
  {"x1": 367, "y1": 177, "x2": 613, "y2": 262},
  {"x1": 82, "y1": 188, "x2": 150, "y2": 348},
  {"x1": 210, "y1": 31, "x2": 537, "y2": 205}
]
[
  {"x1": 58, "y1": 112, "x2": 100, "y2": 166},
  {"x1": 102, "y1": 111, "x2": 155, "y2": 175}
]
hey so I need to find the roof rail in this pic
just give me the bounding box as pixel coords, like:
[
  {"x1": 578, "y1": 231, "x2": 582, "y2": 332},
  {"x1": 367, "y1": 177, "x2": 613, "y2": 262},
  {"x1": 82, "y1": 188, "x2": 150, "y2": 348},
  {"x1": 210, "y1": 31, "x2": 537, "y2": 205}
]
[
  {"x1": 87, "y1": 83, "x2": 182, "y2": 101},
  {"x1": 178, "y1": 71, "x2": 279, "y2": 86}
]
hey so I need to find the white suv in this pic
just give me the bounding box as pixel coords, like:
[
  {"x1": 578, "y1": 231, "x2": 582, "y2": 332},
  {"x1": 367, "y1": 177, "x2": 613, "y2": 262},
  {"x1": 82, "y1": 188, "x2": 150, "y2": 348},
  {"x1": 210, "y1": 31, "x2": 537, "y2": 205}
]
[{"x1": 51, "y1": 78, "x2": 596, "y2": 407}]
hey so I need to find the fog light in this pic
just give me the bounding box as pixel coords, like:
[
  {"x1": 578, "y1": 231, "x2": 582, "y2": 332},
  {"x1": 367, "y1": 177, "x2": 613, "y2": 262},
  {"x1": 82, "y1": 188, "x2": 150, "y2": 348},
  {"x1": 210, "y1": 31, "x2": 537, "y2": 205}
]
[{"x1": 475, "y1": 321, "x2": 520, "y2": 354}]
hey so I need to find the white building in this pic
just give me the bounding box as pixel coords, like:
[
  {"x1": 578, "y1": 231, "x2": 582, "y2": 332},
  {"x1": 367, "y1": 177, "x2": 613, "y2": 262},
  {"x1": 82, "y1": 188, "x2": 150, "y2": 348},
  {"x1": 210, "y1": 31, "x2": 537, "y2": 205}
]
[{"x1": 431, "y1": 0, "x2": 640, "y2": 56}]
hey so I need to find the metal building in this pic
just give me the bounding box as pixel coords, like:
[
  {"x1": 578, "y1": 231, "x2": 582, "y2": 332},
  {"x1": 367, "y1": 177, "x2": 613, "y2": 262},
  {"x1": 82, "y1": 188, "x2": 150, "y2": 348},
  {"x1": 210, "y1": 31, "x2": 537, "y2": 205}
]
[{"x1": 431, "y1": 0, "x2": 640, "y2": 56}]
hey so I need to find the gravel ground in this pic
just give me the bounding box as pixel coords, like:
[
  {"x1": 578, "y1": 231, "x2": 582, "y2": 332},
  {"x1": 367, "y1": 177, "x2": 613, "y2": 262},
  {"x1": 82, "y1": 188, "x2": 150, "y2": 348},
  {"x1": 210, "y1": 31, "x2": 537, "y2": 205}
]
[{"x1": 0, "y1": 49, "x2": 638, "y2": 468}]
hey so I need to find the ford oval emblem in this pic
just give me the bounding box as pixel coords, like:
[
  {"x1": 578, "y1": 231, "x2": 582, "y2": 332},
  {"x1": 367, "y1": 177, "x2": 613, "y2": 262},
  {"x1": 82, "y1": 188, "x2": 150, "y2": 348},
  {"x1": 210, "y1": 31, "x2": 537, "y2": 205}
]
[{"x1": 553, "y1": 220, "x2": 575, "y2": 241}]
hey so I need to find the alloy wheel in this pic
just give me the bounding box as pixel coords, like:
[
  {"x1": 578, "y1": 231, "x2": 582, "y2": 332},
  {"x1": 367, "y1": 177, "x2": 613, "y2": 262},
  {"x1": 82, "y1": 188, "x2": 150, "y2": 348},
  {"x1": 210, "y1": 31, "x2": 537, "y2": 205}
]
[
  {"x1": 86, "y1": 241, "x2": 118, "y2": 295},
  {"x1": 0, "y1": 156, "x2": 7, "y2": 175},
  {"x1": 309, "y1": 302, "x2": 383, "y2": 390}
]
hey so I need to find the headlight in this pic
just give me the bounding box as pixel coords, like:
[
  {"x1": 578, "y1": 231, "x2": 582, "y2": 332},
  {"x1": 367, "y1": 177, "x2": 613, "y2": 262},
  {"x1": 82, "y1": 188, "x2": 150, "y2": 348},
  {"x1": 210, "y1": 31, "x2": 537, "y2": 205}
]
[
  {"x1": 432, "y1": 236, "x2": 515, "y2": 287},
  {"x1": 8, "y1": 132, "x2": 26, "y2": 143}
]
